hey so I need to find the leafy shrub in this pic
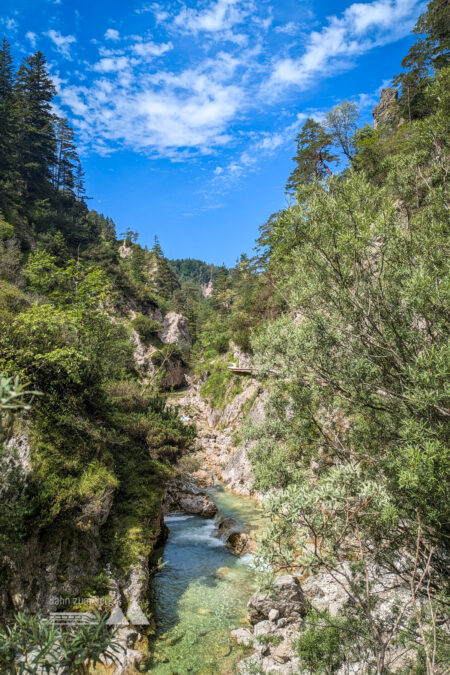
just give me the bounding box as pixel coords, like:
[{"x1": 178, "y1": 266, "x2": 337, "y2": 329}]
[
  {"x1": 131, "y1": 313, "x2": 162, "y2": 343},
  {"x1": 151, "y1": 344, "x2": 186, "y2": 368},
  {"x1": 0, "y1": 611, "x2": 121, "y2": 674},
  {"x1": 296, "y1": 610, "x2": 353, "y2": 674}
]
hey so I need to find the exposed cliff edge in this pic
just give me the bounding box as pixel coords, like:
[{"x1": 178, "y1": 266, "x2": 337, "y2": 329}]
[{"x1": 169, "y1": 348, "x2": 265, "y2": 498}]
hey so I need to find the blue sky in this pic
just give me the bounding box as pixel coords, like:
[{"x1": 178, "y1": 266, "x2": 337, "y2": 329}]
[{"x1": 3, "y1": 0, "x2": 424, "y2": 265}]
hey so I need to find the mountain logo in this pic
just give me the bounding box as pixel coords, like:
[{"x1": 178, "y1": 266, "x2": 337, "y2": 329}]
[
  {"x1": 106, "y1": 606, "x2": 129, "y2": 626},
  {"x1": 127, "y1": 602, "x2": 150, "y2": 625},
  {"x1": 106, "y1": 603, "x2": 150, "y2": 626}
]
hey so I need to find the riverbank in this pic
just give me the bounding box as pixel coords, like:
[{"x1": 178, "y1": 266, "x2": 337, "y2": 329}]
[{"x1": 147, "y1": 483, "x2": 263, "y2": 674}]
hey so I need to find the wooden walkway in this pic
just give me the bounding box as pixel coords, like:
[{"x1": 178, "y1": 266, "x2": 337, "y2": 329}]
[{"x1": 227, "y1": 367, "x2": 253, "y2": 375}]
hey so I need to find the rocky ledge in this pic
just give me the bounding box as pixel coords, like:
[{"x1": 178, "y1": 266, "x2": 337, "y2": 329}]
[
  {"x1": 162, "y1": 478, "x2": 218, "y2": 518},
  {"x1": 232, "y1": 575, "x2": 307, "y2": 674}
]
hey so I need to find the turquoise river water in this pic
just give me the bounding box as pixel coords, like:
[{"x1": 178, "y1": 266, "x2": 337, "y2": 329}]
[{"x1": 147, "y1": 484, "x2": 264, "y2": 674}]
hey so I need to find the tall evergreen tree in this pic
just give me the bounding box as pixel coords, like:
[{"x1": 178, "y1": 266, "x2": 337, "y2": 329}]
[
  {"x1": 0, "y1": 39, "x2": 17, "y2": 204},
  {"x1": 15, "y1": 51, "x2": 56, "y2": 200},
  {"x1": 393, "y1": 39, "x2": 432, "y2": 120},
  {"x1": 54, "y1": 117, "x2": 79, "y2": 197},
  {"x1": 150, "y1": 238, "x2": 180, "y2": 299},
  {"x1": 286, "y1": 119, "x2": 337, "y2": 194},
  {"x1": 414, "y1": 0, "x2": 450, "y2": 70}
]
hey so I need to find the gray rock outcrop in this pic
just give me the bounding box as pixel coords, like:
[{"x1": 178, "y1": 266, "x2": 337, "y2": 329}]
[
  {"x1": 247, "y1": 575, "x2": 307, "y2": 625},
  {"x1": 372, "y1": 88, "x2": 399, "y2": 128},
  {"x1": 216, "y1": 516, "x2": 254, "y2": 554},
  {"x1": 163, "y1": 479, "x2": 218, "y2": 517},
  {"x1": 158, "y1": 311, "x2": 192, "y2": 345}
]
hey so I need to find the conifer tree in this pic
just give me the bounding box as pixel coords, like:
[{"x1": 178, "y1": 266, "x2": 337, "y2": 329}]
[
  {"x1": 54, "y1": 117, "x2": 79, "y2": 197},
  {"x1": 286, "y1": 119, "x2": 337, "y2": 194},
  {"x1": 15, "y1": 51, "x2": 56, "y2": 199},
  {"x1": 0, "y1": 39, "x2": 17, "y2": 203},
  {"x1": 414, "y1": 0, "x2": 450, "y2": 70},
  {"x1": 393, "y1": 39, "x2": 432, "y2": 120},
  {"x1": 150, "y1": 237, "x2": 179, "y2": 299}
]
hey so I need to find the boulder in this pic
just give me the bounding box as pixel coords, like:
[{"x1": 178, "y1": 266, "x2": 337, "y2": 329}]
[
  {"x1": 254, "y1": 620, "x2": 273, "y2": 637},
  {"x1": 247, "y1": 575, "x2": 306, "y2": 626},
  {"x1": 268, "y1": 609, "x2": 280, "y2": 622},
  {"x1": 231, "y1": 627, "x2": 254, "y2": 646},
  {"x1": 163, "y1": 479, "x2": 218, "y2": 518},
  {"x1": 225, "y1": 531, "x2": 252, "y2": 555},
  {"x1": 216, "y1": 516, "x2": 254, "y2": 555}
]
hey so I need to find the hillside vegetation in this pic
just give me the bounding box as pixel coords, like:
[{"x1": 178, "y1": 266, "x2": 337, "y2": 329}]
[{"x1": 0, "y1": 0, "x2": 448, "y2": 672}]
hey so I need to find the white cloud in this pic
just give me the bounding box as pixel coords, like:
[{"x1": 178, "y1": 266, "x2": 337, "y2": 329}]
[
  {"x1": 1, "y1": 17, "x2": 18, "y2": 32},
  {"x1": 131, "y1": 41, "x2": 173, "y2": 58},
  {"x1": 26, "y1": 31, "x2": 38, "y2": 47},
  {"x1": 51, "y1": 0, "x2": 421, "y2": 169},
  {"x1": 45, "y1": 29, "x2": 76, "y2": 59},
  {"x1": 105, "y1": 28, "x2": 120, "y2": 41},
  {"x1": 173, "y1": 0, "x2": 252, "y2": 35},
  {"x1": 60, "y1": 54, "x2": 244, "y2": 157},
  {"x1": 93, "y1": 56, "x2": 131, "y2": 73},
  {"x1": 274, "y1": 22, "x2": 299, "y2": 35},
  {"x1": 213, "y1": 114, "x2": 308, "y2": 185},
  {"x1": 270, "y1": 0, "x2": 422, "y2": 89}
]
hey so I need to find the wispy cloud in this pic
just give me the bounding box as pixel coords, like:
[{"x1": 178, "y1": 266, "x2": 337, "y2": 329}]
[
  {"x1": 274, "y1": 22, "x2": 300, "y2": 35},
  {"x1": 212, "y1": 114, "x2": 308, "y2": 186},
  {"x1": 52, "y1": 0, "x2": 422, "y2": 169},
  {"x1": 173, "y1": 0, "x2": 253, "y2": 35},
  {"x1": 130, "y1": 40, "x2": 173, "y2": 58},
  {"x1": 269, "y1": 0, "x2": 423, "y2": 89},
  {"x1": 45, "y1": 29, "x2": 76, "y2": 59},
  {"x1": 60, "y1": 50, "x2": 244, "y2": 157},
  {"x1": 104, "y1": 28, "x2": 120, "y2": 41},
  {"x1": 26, "y1": 31, "x2": 38, "y2": 48},
  {"x1": 1, "y1": 17, "x2": 19, "y2": 32}
]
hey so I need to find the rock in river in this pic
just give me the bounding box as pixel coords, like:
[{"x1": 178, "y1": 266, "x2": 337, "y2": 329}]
[{"x1": 163, "y1": 479, "x2": 218, "y2": 518}]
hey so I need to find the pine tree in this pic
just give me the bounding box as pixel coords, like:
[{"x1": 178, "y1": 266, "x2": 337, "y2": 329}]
[
  {"x1": 15, "y1": 51, "x2": 56, "y2": 199},
  {"x1": 286, "y1": 119, "x2": 337, "y2": 194},
  {"x1": 393, "y1": 39, "x2": 432, "y2": 121},
  {"x1": 0, "y1": 38, "x2": 18, "y2": 204},
  {"x1": 150, "y1": 237, "x2": 179, "y2": 299},
  {"x1": 54, "y1": 117, "x2": 79, "y2": 197},
  {"x1": 74, "y1": 161, "x2": 86, "y2": 201},
  {"x1": 414, "y1": 0, "x2": 450, "y2": 71},
  {"x1": 151, "y1": 235, "x2": 163, "y2": 258}
]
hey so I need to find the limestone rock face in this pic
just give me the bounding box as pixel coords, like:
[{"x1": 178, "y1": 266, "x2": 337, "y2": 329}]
[
  {"x1": 247, "y1": 575, "x2": 307, "y2": 625},
  {"x1": 372, "y1": 88, "x2": 399, "y2": 128},
  {"x1": 163, "y1": 479, "x2": 218, "y2": 518},
  {"x1": 158, "y1": 311, "x2": 192, "y2": 345},
  {"x1": 201, "y1": 279, "x2": 214, "y2": 298},
  {"x1": 118, "y1": 243, "x2": 132, "y2": 258}
]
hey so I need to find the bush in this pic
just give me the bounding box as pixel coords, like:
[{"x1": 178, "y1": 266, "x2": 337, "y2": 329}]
[
  {"x1": 296, "y1": 610, "x2": 353, "y2": 674},
  {"x1": 131, "y1": 313, "x2": 162, "y2": 343}
]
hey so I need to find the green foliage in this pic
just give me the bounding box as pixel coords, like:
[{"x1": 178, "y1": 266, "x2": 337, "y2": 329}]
[
  {"x1": 0, "y1": 611, "x2": 121, "y2": 674},
  {"x1": 296, "y1": 610, "x2": 359, "y2": 674},
  {"x1": 245, "y1": 45, "x2": 449, "y2": 671},
  {"x1": 286, "y1": 118, "x2": 337, "y2": 194},
  {"x1": 324, "y1": 99, "x2": 359, "y2": 160},
  {"x1": 131, "y1": 312, "x2": 162, "y2": 343},
  {"x1": 169, "y1": 258, "x2": 221, "y2": 285}
]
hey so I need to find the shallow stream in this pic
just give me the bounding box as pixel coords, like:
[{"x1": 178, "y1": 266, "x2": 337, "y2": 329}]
[{"x1": 147, "y1": 484, "x2": 264, "y2": 674}]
